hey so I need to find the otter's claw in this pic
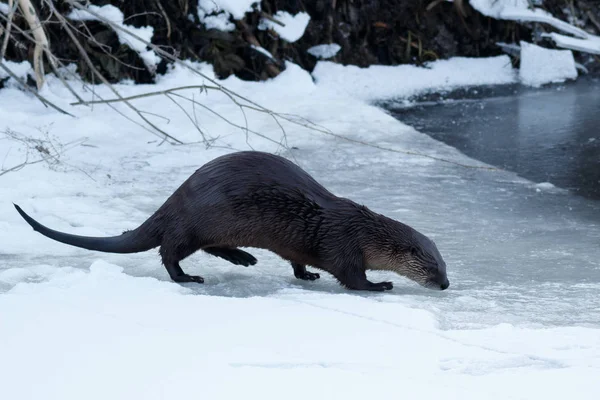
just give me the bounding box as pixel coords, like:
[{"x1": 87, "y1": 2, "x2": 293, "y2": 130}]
[
  {"x1": 297, "y1": 271, "x2": 320, "y2": 281},
  {"x1": 173, "y1": 274, "x2": 204, "y2": 283},
  {"x1": 370, "y1": 281, "x2": 393, "y2": 291}
]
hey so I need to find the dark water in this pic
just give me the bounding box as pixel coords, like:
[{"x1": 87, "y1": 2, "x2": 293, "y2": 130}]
[
  {"x1": 383, "y1": 78, "x2": 600, "y2": 200},
  {"x1": 368, "y1": 80, "x2": 600, "y2": 328}
]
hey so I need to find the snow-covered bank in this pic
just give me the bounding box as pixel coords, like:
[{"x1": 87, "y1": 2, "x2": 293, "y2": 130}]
[
  {"x1": 312, "y1": 55, "x2": 517, "y2": 102},
  {"x1": 1, "y1": 57, "x2": 600, "y2": 399},
  {"x1": 470, "y1": 0, "x2": 589, "y2": 39},
  {"x1": 471, "y1": 0, "x2": 600, "y2": 55},
  {"x1": 312, "y1": 51, "x2": 578, "y2": 100},
  {"x1": 519, "y1": 41, "x2": 578, "y2": 87}
]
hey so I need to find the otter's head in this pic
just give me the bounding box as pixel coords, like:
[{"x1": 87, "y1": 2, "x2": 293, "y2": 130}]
[{"x1": 365, "y1": 220, "x2": 449, "y2": 291}]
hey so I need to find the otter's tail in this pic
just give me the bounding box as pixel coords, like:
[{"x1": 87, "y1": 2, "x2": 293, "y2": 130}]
[{"x1": 14, "y1": 204, "x2": 162, "y2": 254}]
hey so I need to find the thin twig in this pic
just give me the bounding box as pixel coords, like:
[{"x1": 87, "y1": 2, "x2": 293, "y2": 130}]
[
  {"x1": 123, "y1": 11, "x2": 164, "y2": 23},
  {"x1": 46, "y1": 52, "x2": 171, "y2": 139},
  {"x1": 43, "y1": 50, "x2": 85, "y2": 103},
  {"x1": 0, "y1": 13, "x2": 113, "y2": 106},
  {"x1": 73, "y1": 81, "x2": 489, "y2": 169},
  {"x1": 0, "y1": 0, "x2": 16, "y2": 61},
  {"x1": 46, "y1": 0, "x2": 183, "y2": 144},
  {"x1": 69, "y1": 85, "x2": 220, "y2": 106},
  {"x1": 0, "y1": 128, "x2": 86, "y2": 177},
  {"x1": 5, "y1": 0, "x2": 492, "y2": 170},
  {"x1": 64, "y1": 1, "x2": 283, "y2": 117},
  {"x1": 587, "y1": 10, "x2": 600, "y2": 33},
  {"x1": 259, "y1": 11, "x2": 285, "y2": 27},
  {"x1": 70, "y1": 78, "x2": 493, "y2": 169},
  {"x1": 62, "y1": 0, "x2": 309, "y2": 152},
  {"x1": 18, "y1": 0, "x2": 49, "y2": 89},
  {"x1": 191, "y1": 92, "x2": 202, "y2": 141},
  {"x1": 0, "y1": 158, "x2": 45, "y2": 177},
  {"x1": 274, "y1": 113, "x2": 498, "y2": 170},
  {"x1": 65, "y1": 15, "x2": 147, "y2": 71},
  {"x1": 154, "y1": 0, "x2": 171, "y2": 39},
  {"x1": 0, "y1": 61, "x2": 75, "y2": 116},
  {"x1": 0, "y1": 10, "x2": 84, "y2": 103},
  {"x1": 168, "y1": 92, "x2": 286, "y2": 147},
  {"x1": 165, "y1": 93, "x2": 212, "y2": 146}
]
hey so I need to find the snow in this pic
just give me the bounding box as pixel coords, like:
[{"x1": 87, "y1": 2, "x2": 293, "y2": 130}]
[
  {"x1": 0, "y1": 60, "x2": 31, "y2": 82},
  {"x1": 197, "y1": 0, "x2": 235, "y2": 31},
  {"x1": 1, "y1": 48, "x2": 600, "y2": 399},
  {"x1": 0, "y1": 2, "x2": 11, "y2": 15},
  {"x1": 258, "y1": 11, "x2": 311, "y2": 43},
  {"x1": 251, "y1": 44, "x2": 275, "y2": 59},
  {"x1": 535, "y1": 182, "x2": 557, "y2": 192},
  {"x1": 312, "y1": 55, "x2": 517, "y2": 102},
  {"x1": 470, "y1": 0, "x2": 589, "y2": 39},
  {"x1": 201, "y1": 0, "x2": 259, "y2": 20},
  {"x1": 66, "y1": 4, "x2": 159, "y2": 70},
  {"x1": 519, "y1": 41, "x2": 578, "y2": 87},
  {"x1": 308, "y1": 43, "x2": 341, "y2": 59},
  {"x1": 197, "y1": 0, "x2": 259, "y2": 30},
  {"x1": 198, "y1": 12, "x2": 235, "y2": 31},
  {"x1": 471, "y1": 0, "x2": 600, "y2": 56},
  {"x1": 67, "y1": 4, "x2": 122, "y2": 24},
  {"x1": 1, "y1": 260, "x2": 599, "y2": 399},
  {"x1": 138, "y1": 50, "x2": 161, "y2": 69},
  {"x1": 543, "y1": 32, "x2": 600, "y2": 55}
]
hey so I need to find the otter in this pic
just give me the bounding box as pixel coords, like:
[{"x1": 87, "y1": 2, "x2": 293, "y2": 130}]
[{"x1": 14, "y1": 151, "x2": 449, "y2": 292}]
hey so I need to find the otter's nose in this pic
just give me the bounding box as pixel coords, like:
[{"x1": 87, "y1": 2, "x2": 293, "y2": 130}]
[{"x1": 440, "y1": 280, "x2": 450, "y2": 290}]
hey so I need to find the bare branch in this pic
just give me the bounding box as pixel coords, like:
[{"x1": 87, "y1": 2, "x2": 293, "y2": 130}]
[
  {"x1": 164, "y1": 93, "x2": 212, "y2": 146},
  {"x1": 0, "y1": 7, "x2": 85, "y2": 103},
  {"x1": 259, "y1": 11, "x2": 286, "y2": 27},
  {"x1": 64, "y1": 15, "x2": 147, "y2": 72},
  {"x1": 0, "y1": 0, "x2": 16, "y2": 61},
  {"x1": 274, "y1": 113, "x2": 498, "y2": 170},
  {"x1": 168, "y1": 92, "x2": 286, "y2": 147},
  {"x1": 63, "y1": 1, "x2": 284, "y2": 115},
  {"x1": 154, "y1": 0, "x2": 171, "y2": 39},
  {"x1": 17, "y1": 0, "x2": 49, "y2": 89},
  {"x1": 1, "y1": 1, "x2": 490, "y2": 171},
  {"x1": 0, "y1": 61, "x2": 75, "y2": 116},
  {"x1": 0, "y1": 128, "x2": 85, "y2": 177},
  {"x1": 45, "y1": 0, "x2": 184, "y2": 144},
  {"x1": 69, "y1": 85, "x2": 219, "y2": 106}
]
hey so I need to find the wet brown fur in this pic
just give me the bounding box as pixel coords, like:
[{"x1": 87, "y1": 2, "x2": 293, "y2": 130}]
[{"x1": 14, "y1": 151, "x2": 449, "y2": 292}]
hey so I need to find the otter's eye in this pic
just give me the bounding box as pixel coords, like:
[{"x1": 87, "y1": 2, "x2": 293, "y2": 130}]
[{"x1": 410, "y1": 246, "x2": 418, "y2": 256}]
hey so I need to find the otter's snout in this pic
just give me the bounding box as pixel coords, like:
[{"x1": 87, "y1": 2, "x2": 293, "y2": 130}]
[{"x1": 425, "y1": 277, "x2": 449, "y2": 291}]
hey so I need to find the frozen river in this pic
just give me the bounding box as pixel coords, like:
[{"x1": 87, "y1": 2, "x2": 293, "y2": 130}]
[
  {"x1": 386, "y1": 77, "x2": 600, "y2": 200},
  {"x1": 375, "y1": 79, "x2": 600, "y2": 329},
  {"x1": 293, "y1": 141, "x2": 600, "y2": 330}
]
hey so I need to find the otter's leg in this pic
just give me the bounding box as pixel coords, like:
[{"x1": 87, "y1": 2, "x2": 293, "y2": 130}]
[
  {"x1": 331, "y1": 259, "x2": 393, "y2": 291},
  {"x1": 159, "y1": 238, "x2": 204, "y2": 283},
  {"x1": 203, "y1": 247, "x2": 257, "y2": 267},
  {"x1": 291, "y1": 262, "x2": 320, "y2": 280}
]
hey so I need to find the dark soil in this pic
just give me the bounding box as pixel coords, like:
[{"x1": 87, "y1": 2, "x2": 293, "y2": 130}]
[{"x1": 1, "y1": 0, "x2": 600, "y2": 86}]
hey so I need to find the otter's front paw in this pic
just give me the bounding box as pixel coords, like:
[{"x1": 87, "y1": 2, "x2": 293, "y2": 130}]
[
  {"x1": 296, "y1": 271, "x2": 320, "y2": 281},
  {"x1": 369, "y1": 281, "x2": 393, "y2": 291}
]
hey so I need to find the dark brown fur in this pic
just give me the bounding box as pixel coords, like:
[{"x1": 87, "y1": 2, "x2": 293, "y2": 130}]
[{"x1": 14, "y1": 151, "x2": 449, "y2": 291}]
